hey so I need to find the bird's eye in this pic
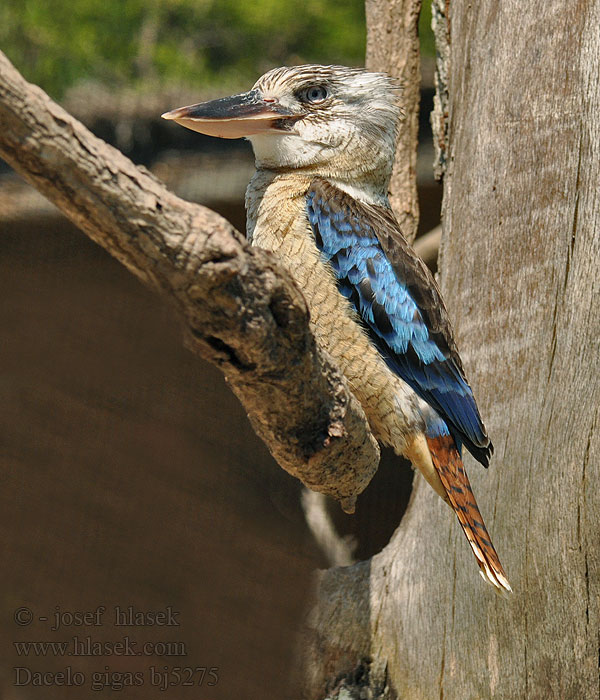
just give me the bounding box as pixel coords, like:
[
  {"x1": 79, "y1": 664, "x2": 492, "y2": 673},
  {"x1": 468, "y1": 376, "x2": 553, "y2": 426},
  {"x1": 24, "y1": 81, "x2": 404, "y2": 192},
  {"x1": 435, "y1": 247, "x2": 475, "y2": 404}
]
[{"x1": 299, "y1": 85, "x2": 328, "y2": 104}]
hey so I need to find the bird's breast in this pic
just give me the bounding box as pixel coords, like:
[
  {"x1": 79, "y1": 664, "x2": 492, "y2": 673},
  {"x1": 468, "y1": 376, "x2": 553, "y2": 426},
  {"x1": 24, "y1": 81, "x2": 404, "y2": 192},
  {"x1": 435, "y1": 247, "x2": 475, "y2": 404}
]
[{"x1": 246, "y1": 172, "x2": 424, "y2": 450}]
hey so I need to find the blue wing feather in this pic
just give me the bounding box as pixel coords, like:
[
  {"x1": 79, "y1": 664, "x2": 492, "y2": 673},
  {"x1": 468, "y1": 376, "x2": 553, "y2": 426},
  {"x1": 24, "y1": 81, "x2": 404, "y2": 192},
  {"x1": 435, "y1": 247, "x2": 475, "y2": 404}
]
[{"x1": 307, "y1": 180, "x2": 492, "y2": 466}]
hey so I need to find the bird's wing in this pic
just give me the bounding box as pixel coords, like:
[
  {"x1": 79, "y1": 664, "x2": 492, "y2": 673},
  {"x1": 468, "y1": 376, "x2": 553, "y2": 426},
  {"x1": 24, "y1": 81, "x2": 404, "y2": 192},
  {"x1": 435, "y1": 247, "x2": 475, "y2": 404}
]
[{"x1": 306, "y1": 178, "x2": 493, "y2": 466}]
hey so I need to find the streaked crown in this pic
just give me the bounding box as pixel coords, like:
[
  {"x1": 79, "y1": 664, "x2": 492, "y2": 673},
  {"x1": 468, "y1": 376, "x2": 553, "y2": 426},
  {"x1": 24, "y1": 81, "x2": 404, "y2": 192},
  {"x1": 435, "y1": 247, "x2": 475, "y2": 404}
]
[{"x1": 163, "y1": 64, "x2": 402, "y2": 197}]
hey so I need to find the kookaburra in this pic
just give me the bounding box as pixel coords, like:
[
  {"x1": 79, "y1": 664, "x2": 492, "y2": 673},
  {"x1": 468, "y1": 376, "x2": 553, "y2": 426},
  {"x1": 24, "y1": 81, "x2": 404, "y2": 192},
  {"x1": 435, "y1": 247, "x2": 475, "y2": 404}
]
[{"x1": 163, "y1": 64, "x2": 510, "y2": 592}]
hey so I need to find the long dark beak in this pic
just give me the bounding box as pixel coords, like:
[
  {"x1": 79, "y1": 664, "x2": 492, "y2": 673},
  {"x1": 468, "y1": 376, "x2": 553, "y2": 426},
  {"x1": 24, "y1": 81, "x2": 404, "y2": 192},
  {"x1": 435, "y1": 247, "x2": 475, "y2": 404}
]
[{"x1": 161, "y1": 89, "x2": 297, "y2": 139}]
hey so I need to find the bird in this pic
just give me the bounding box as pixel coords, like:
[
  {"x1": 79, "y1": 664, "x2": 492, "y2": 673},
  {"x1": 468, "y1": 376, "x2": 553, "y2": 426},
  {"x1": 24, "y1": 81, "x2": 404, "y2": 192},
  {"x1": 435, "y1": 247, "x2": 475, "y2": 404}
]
[{"x1": 162, "y1": 64, "x2": 511, "y2": 592}]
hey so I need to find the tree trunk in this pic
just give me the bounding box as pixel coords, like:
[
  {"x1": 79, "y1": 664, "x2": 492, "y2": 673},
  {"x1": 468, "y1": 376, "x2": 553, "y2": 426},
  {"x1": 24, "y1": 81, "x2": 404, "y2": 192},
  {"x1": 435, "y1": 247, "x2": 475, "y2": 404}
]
[
  {"x1": 302, "y1": 1, "x2": 600, "y2": 698},
  {"x1": 365, "y1": 0, "x2": 422, "y2": 242}
]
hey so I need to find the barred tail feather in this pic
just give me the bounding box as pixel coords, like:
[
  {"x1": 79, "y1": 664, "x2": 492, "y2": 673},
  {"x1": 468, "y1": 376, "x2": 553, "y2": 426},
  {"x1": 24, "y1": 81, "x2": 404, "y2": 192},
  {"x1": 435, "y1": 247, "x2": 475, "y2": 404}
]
[{"x1": 426, "y1": 435, "x2": 512, "y2": 593}]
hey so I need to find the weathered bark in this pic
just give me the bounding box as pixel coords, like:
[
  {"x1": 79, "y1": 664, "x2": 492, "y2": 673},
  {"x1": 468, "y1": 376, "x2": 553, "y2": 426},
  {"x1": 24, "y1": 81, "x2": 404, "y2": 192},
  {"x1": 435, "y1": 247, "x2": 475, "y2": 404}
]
[
  {"x1": 430, "y1": 0, "x2": 449, "y2": 181},
  {"x1": 366, "y1": 0, "x2": 422, "y2": 243},
  {"x1": 303, "y1": 1, "x2": 600, "y2": 698},
  {"x1": 0, "y1": 50, "x2": 380, "y2": 511}
]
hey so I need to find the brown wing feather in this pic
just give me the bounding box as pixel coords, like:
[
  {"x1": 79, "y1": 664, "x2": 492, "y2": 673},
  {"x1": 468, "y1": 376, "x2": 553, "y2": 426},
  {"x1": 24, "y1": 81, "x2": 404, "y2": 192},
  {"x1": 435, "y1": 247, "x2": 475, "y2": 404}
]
[
  {"x1": 311, "y1": 178, "x2": 466, "y2": 373},
  {"x1": 309, "y1": 178, "x2": 493, "y2": 464},
  {"x1": 427, "y1": 435, "x2": 511, "y2": 593}
]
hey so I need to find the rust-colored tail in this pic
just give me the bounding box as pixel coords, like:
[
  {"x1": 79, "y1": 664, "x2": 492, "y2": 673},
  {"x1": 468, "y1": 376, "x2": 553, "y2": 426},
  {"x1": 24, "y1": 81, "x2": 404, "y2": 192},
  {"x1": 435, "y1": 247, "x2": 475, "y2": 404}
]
[{"x1": 426, "y1": 435, "x2": 511, "y2": 593}]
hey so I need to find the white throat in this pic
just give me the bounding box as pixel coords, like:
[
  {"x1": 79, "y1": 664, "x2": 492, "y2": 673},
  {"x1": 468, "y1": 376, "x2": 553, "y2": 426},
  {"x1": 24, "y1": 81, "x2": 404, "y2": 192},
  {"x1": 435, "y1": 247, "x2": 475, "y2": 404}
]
[
  {"x1": 247, "y1": 130, "x2": 391, "y2": 207},
  {"x1": 248, "y1": 132, "x2": 331, "y2": 171}
]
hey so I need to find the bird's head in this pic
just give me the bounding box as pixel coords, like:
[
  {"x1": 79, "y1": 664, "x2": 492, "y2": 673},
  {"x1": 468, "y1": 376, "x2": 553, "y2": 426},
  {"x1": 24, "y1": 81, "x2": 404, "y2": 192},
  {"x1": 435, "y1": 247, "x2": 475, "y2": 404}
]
[{"x1": 163, "y1": 65, "x2": 401, "y2": 200}]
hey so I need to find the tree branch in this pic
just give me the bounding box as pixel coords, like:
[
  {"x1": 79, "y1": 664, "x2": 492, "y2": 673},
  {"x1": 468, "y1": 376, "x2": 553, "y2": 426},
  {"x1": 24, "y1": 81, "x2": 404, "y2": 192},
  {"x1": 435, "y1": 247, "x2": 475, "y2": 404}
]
[
  {"x1": 0, "y1": 49, "x2": 380, "y2": 512},
  {"x1": 366, "y1": 0, "x2": 423, "y2": 243}
]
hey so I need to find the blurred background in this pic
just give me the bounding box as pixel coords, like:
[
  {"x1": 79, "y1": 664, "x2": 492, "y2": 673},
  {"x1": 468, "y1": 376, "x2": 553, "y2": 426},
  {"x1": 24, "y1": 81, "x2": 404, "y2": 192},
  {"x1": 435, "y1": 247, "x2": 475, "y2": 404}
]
[{"x1": 0, "y1": 2, "x2": 440, "y2": 698}]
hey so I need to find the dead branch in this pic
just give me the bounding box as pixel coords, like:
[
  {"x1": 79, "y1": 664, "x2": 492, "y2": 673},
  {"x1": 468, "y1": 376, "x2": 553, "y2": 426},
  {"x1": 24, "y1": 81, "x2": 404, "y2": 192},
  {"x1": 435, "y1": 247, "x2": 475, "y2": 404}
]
[
  {"x1": 366, "y1": 0, "x2": 423, "y2": 243},
  {"x1": 0, "y1": 49, "x2": 380, "y2": 511}
]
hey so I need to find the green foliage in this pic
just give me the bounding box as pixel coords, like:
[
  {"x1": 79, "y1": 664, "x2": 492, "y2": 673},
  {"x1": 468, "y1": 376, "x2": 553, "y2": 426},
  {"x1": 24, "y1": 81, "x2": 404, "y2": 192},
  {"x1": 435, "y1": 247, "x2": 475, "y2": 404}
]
[
  {"x1": 0, "y1": 0, "x2": 436, "y2": 100},
  {"x1": 419, "y1": 0, "x2": 435, "y2": 59},
  {"x1": 0, "y1": 0, "x2": 366, "y2": 99}
]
